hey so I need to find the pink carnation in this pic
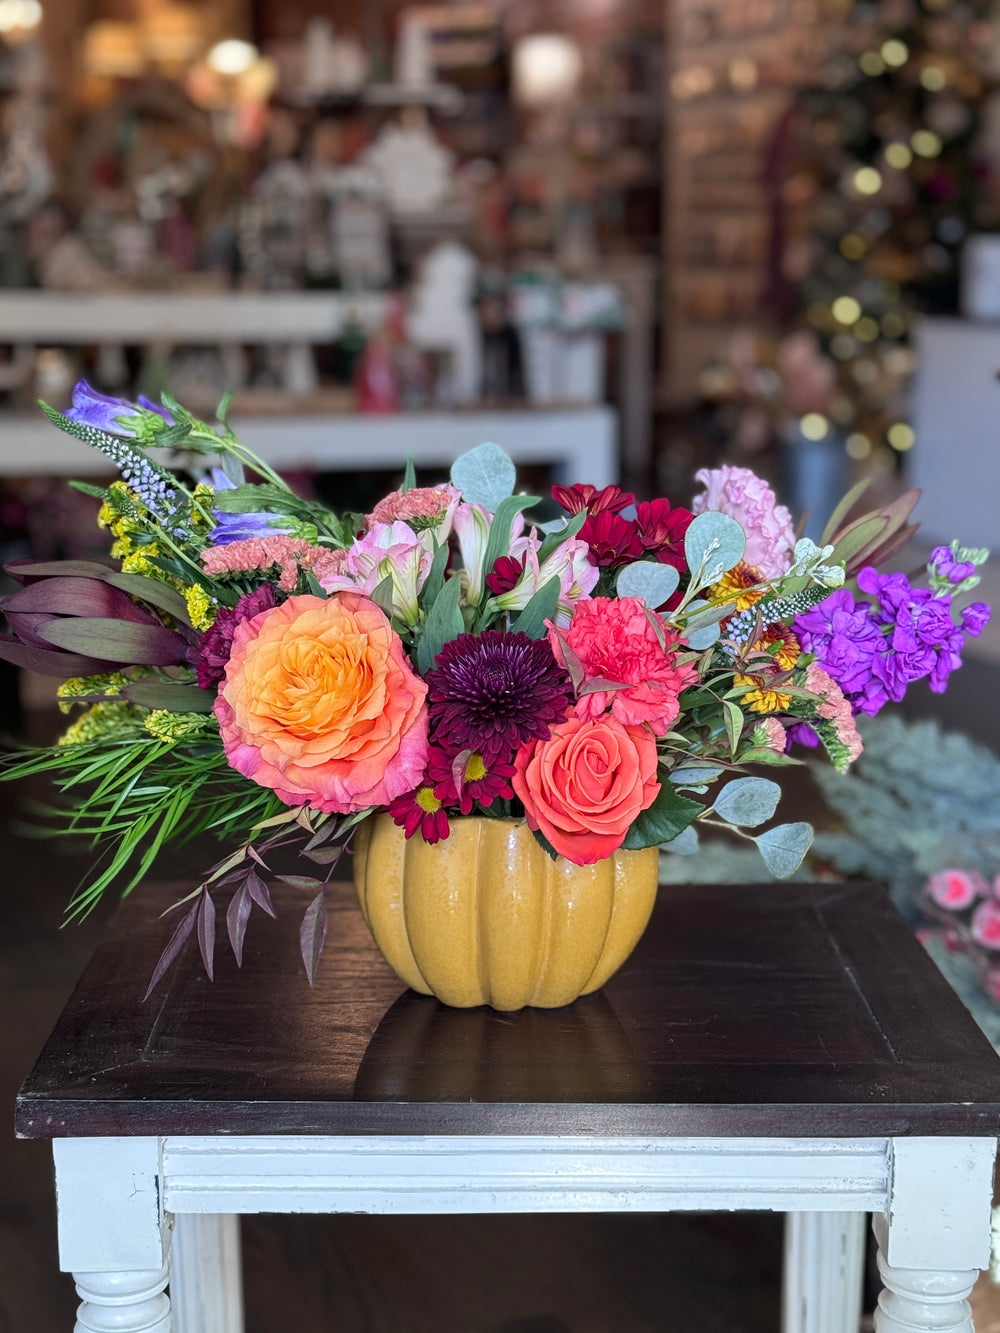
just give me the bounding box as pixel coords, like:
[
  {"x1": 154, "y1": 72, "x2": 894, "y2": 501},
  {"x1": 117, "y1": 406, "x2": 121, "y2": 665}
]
[
  {"x1": 366, "y1": 484, "x2": 461, "y2": 537},
  {"x1": 804, "y1": 662, "x2": 863, "y2": 768},
  {"x1": 202, "y1": 536, "x2": 326, "y2": 593},
  {"x1": 549, "y1": 596, "x2": 697, "y2": 735},
  {"x1": 692, "y1": 465, "x2": 795, "y2": 580}
]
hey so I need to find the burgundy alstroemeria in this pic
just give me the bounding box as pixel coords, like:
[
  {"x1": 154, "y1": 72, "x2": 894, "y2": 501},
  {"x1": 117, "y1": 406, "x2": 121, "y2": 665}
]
[
  {"x1": 635, "y1": 498, "x2": 694, "y2": 572},
  {"x1": 551, "y1": 482, "x2": 635, "y2": 516},
  {"x1": 0, "y1": 559, "x2": 195, "y2": 677}
]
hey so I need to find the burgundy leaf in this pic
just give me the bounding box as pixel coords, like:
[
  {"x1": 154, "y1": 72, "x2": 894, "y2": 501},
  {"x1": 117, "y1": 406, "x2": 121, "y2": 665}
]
[
  {"x1": 0, "y1": 633, "x2": 119, "y2": 677},
  {"x1": 143, "y1": 899, "x2": 199, "y2": 1001},
  {"x1": 300, "y1": 892, "x2": 328, "y2": 986},
  {"x1": 246, "y1": 869, "x2": 277, "y2": 919},
  {"x1": 276, "y1": 874, "x2": 325, "y2": 891},
  {"x1": 1, "y1": 577, "x2": 157, "y2": 623},
  {"x1": 226, "y1": 882, "x2": 253, "y2": 968},
  {"x1": 3, "y1": 557, "x2": 118, "y2": 584},
  {"x1": 196, "y1": 887, "x2": 216, "y2": 981},
  {"x1": 38, "y1": 617, "x2": 188, "y2": 666},
  {"x1": 301, "y1": 845, "x2": 345, "y2": 865}
]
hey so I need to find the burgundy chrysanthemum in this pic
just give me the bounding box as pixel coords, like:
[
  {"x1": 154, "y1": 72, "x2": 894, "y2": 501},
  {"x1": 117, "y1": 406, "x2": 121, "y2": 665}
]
[
  {"x1": 551, "y1": 482, "x2": 634, "y2": 516},
  {"x1": 196, "y1": 585, "x2": 276, "y2": 689},
  {"x1": 635, "y1": 498, "x2": 694, "y2": 572},
  {"x1": 426, "y1": 745, "x2": 516, "y2": 815},
  {"x1": 426, "y1": 630, "x2": 573, "y2": 763},
  {"x1": 388, "y1": 782, "x2": 450, "y2": 843},
  {"x1": 578, "y1": 510, "x2": 644, "y2": 569}
]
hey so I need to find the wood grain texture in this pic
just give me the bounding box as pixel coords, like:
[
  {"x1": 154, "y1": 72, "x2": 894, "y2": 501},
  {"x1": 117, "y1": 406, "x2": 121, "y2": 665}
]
[{"x1": 16, "y1": 879, "x2": 1000, "y2": 1139}]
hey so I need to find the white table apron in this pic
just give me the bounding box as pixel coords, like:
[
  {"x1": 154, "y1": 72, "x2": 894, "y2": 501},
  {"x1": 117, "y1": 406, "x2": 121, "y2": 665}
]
[{"x1": 50, "y1": 1133, "x2": 998, "y2": 1333}]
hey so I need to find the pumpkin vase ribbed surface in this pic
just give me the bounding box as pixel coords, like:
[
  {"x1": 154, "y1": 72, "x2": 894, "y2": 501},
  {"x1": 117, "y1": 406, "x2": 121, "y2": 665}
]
[{"x1": 352, "y1": 814, "x2": 660, "y2": 1011}]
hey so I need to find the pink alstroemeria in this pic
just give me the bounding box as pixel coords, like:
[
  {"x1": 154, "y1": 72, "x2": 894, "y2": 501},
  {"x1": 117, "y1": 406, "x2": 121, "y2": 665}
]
[
  {"x1": 319, "y1": 521, "x2": 431, "y2": 625},
  {"x1": 495, "y1": 531, "x2": 599, "y2": 627}
]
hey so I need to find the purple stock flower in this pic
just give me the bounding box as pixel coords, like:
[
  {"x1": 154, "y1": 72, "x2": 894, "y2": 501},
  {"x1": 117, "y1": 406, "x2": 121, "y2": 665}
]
[
  {"x1": 930, "y1": 545, "x2": 977, "y2": 585},
  {"x1": 65, "y1": 380, "x2": 171, "y2": 437}
]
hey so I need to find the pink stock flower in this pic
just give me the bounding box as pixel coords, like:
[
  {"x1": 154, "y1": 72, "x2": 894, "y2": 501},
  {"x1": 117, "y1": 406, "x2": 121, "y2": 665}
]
[
  {"x1": 550, "y1": 596, "x2": 697, "y2": 735},
  {"x1": 692, "y1": 465, "x2": 795, "y2": 580}
]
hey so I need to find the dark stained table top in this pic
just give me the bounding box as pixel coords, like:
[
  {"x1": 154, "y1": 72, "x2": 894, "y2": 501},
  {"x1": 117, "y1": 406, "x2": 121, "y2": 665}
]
[{"x1": 16, "y1": 878, "x2": 1000, "y2": 1140}]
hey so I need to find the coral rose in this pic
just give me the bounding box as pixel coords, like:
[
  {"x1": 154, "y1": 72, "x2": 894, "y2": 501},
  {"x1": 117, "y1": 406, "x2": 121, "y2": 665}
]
[
  {"x1": 512, "y1": 713, "x2": 659, "y2": 865},
  {"x1": 215, "y1": 592, "x2": 428, "y2": 814}
]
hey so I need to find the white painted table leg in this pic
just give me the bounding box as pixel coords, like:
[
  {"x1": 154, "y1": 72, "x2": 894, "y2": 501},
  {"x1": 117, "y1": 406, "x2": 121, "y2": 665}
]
[
  {"x1": 170, "y1": 1213, "x2": 245, "y2": 1333},
  {"x1": 53, "y1": 1138, "x2": 171, "y2": 1333},
  {"x1": 872, "y1": 1137, "x2": 997, "y2": 1333},
  {"x1": 782, "y1": 1211, "x2": 866, "y2": 1333}
]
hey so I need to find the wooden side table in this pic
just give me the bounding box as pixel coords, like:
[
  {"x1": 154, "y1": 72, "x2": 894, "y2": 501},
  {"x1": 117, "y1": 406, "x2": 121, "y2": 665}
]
[{"x1": 16, "y1": 880, "x2": 1000, "y2": 1333}]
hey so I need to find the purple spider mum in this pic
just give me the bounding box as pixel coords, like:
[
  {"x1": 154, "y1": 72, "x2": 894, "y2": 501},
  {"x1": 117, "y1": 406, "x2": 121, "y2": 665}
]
[{"x1": 426, "y1": 630, "x2": 573, "y2": 763}]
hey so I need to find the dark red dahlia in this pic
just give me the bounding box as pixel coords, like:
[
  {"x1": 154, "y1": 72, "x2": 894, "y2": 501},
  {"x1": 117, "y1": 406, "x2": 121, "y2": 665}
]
[
  {"x1": 426, "y1": 630, "x2": 573, "y2": 763},
  {"x1": 551, "y1": 482, "x2": 634, "y2": 516},
  {"x1": 635, "y1": 498, "x2": 694, "y2": 572},
  {"x1": 427, "y1": 745, "x2": 516, "y2": 815},
  {"x1": 578, "y1": 510, "x2": 644, "y2": 569},
  {"x1": 196, "y1": 585, "x2": 276, "y2": 689}
]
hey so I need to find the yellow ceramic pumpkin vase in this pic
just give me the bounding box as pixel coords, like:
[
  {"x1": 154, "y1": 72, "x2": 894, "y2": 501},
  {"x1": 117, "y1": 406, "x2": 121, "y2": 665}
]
[{"x1": 353, "y1": 814, "x2": 660, "y2": 1011}]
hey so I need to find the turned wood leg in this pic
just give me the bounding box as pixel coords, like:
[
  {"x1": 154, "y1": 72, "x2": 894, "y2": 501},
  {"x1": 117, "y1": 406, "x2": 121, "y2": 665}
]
[
  {"x1": 872, "y1": 1137, "x2": 996, "y2": 1333},
  {"x1": 71, "y1": 1265, "x2": 170, "y2": 1332},
  {"x1": 170, "y1": 1213, "x2": 245, "y2": 1333},
  {"x1": 53, "y1": 1138, "x2": 171, "y2": 1333},
  {"x1": 782, "y1": 1212, "x2": 866, "y2": 1333}
]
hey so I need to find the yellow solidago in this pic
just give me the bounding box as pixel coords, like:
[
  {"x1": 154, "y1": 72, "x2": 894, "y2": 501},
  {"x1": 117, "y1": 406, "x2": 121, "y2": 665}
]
[
  {"x1": 57, "y1": 672, "x2": 130, "y2": 713},
  {"x1": 58, "y1": 702, "x2": 142, "y2": 746},
  {"x1": 183, "y1": 583, "x2": 216, "y2": 630},
  {"x1": 144, "y1": 710, "x2": 216, "y2": 744},
  {"x1": 733, "y1": 674, "x2": 792, "y2": 715}
]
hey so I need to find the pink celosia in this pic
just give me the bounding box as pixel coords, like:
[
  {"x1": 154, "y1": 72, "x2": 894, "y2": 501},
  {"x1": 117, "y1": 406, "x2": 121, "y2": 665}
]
[
  {"x1": 202, "y1": 536, "x2": 328, "y2": 592},
  {"x1": 319, "y1": 521, "x2": 432, "y2": 624},
  {"x1": 692, "y1": 465, "x2": 795, "y2": 580},
  {"x1": 549, "y1": 596, "x2": 697, "y2": 734},
  {"x1": 366, "y1": 484, "x2": 461, "y2": 537},
  {"x1": 804, "y1": 662, "x2": 863, "y2": 767}
]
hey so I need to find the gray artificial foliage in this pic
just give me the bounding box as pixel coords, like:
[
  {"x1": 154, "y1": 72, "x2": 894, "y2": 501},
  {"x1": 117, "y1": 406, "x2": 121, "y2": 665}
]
[{"x1": 809, "y1": 714, "x2": 1000, "y2": 900}]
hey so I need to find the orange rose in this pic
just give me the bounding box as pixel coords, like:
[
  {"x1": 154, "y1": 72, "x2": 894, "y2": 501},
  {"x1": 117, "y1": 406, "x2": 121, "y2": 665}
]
[
  {"x1": 512, "y1": 713, "x2": 659, "y2": 865},
  {"x1": 215, "y1": 592, "x2": 428, "y2": 813}
]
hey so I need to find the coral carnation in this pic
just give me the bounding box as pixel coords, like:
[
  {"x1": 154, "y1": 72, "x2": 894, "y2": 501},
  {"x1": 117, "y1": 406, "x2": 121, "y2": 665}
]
[{"x1": 551, "y1": 596, "x2": 697, "y2": 734}]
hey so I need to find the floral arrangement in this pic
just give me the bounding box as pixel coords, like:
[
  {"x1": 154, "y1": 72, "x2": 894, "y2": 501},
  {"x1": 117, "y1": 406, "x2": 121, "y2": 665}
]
[{"x1": 0, "y1": 382, "x2": 990, "y2": 989}]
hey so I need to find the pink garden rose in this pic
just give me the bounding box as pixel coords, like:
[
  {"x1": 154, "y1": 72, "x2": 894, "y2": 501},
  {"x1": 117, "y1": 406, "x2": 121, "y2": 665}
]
[
  {"x1": 215, "y1": 592, "x2": 428, "y2": 813},
  {"x1": 692, "y1": 465, "x2": 795, "y2": 580},
  {"x1": 549, "y1": 596, "x2": 697, "y2": 734},
  {"x1": 512, "y1": 713, "x2": 659, "y2": 864}
]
